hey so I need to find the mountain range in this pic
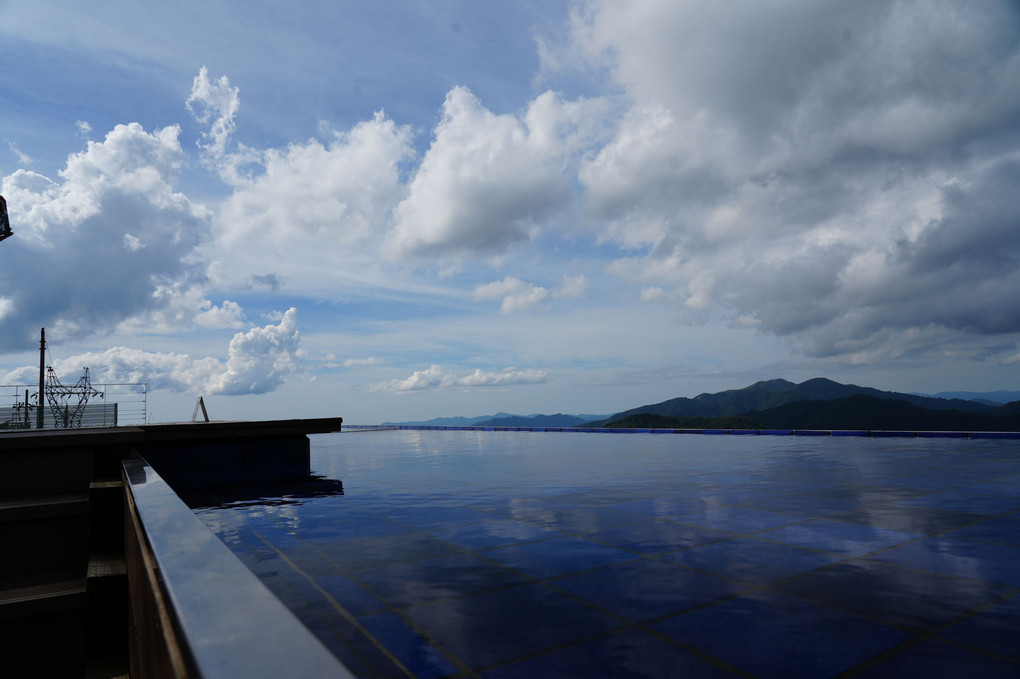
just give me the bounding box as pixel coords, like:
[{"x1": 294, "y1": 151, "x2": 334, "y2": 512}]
[
  {"x1": 592, "y1": 378, "x2": 1020, "y2": 431},
  {"x1": 386, "y1": 378, "x2": 1020, "y2": 431}
]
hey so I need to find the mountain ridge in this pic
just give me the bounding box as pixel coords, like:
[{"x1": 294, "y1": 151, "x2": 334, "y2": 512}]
[{"x1": 595, "y1": 377, "x2": 998, "y2": 425}]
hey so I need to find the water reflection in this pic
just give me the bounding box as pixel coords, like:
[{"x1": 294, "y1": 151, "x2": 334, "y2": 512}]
[{"x1": 184, "y1": 431, "x2": 1020, "y2": 678}]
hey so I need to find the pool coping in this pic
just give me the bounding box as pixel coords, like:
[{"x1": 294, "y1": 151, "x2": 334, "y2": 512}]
[{"x1": 123, "y1": 456, "x2": 355, "y2": 678}]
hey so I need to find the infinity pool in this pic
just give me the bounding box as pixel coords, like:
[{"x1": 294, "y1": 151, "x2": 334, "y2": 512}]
[{"x1": 183, "y1": 430, "x2": 1020, "y2": 678}]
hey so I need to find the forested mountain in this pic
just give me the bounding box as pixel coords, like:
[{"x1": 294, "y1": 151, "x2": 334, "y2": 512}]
[{"x1": 596, "y1": 378, "x2": 1020, "y2": 431}]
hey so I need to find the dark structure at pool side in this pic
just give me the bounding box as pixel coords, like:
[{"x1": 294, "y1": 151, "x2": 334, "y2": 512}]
[{"x1": 0, "y1": 417, "x2": 347, "y2": 678}]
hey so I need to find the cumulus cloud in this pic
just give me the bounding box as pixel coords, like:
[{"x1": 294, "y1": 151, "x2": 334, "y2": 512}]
[
  {"x1": 1, "y1": 309, "x2": 301, "y2": 395},
  {"x1": 373, "y1": 365, "x2": 550, "y2": 392},
  {"x1": 186, "y1": 66, "x2": 241, "y2": 161},
  {"x1": 474, "y1": 276, "x2": 549, "y2": 314},
  {"x1": 206, "y1": 307, "x2": 303, "y2": 395},
  {"x1": 567, "y1": 0, "x2": 1020, "y2": 362},
  {"x1": 217, "y1": 112, "x2": 412, "y2": 247},
  {"x1": 206, "y1": 111, "x2": 414, "y2": 293},
  {"x1": 0, "y1": 122, "x2": 210, "y2": 351},
  {"x1": 388, "y1": 87, "x2": 601, "y2": 259},
  {"x1": 474, "y1": 273, "x2": 589, "y2": 313}
]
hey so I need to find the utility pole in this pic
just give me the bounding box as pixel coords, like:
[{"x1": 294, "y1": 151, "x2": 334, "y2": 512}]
[{"x1": 37, "y1": 328, "x2": 45, "y2": 429}]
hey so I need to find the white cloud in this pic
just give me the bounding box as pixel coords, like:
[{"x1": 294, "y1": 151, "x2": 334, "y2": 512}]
[
  {"x1": 186, "y1": 66, "x2": 240, "y2": 161},
  {"x1": 388, "y1": 87, "x2": 590, "y2": 259},
  {"x1": 554, "y1": 274, "x2": 588, "y2": 299},
  {"x1": 456, "y1": 367, "x2": 549, "y2": 387},
  {"x1": 206, "y1": 308, "x2": 303, "y2": 395},
  {"x1": 474, "y1": 273, "x2": 589, "y2": 313},
  {"x1": 375, "y1": 364, "x2": 450, "y2": 392},
  {"x1": 639, "y1": 287, "x2": 664, "y2": 302},
  {"x1": 567, "y1": 0, "x2": 1020, "y2": 362},
  {"x1": 474, "y1": 276, "x2": 549, "y2": 314},
  {"x1": 373, "y1": 364, "x2": 550, "y2": 392},
  {"x1": 194, "y1": 299, "x2": 244, "y2": 330},
  {"x1": 1, "y1": 309, "x2": 302, "y2": 395},
  {"x1": 7, "y1": 142, "x2": 33, "y2": 165},
  {"x1": 342, "y1": 357, "x2": 382, "y2": 368},
  {"x1": 207, "y1": 110, "x2": 415, "y2": 294},
  {"x1": 0, "y1": 122, "x2": 210, "y2": 351}
]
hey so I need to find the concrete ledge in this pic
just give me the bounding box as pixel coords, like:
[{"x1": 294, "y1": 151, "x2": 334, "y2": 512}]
[{"x1": 123, "y1": 457, "x2": 354, "y2": 679}]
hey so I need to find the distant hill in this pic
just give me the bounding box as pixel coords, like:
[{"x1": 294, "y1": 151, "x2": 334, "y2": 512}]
[
  {"x1": 926, "y1": 390, "x2": 1020, "y2": 405},
  {"x1": 385, "y1": 412, "x2": 610, "y2": 427},
  {"x1": 595, "y1": 377, "x2": 996, "y2": 426},
  {"x1": 382, "y1": 413, "x2": 515, "y2": 426},
  {"x1": 476, "y1": 413, "x2": 594, "y2": 427},
  {"x1": 385, "y1": 379, "x2": 1020, "y2": 432}
]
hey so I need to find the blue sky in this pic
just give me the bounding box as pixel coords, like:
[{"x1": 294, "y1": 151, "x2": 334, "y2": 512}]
[{"x1": 2, "y1": 0, "x2": 1020, "y2": 424}]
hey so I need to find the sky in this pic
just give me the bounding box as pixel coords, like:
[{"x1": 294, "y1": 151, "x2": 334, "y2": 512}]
[{"x1": 2, "y1": 0, "x2": 1020, "y2": 425}]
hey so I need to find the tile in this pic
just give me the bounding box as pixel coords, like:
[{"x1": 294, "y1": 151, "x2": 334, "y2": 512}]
[
  {"x1": 694, "y1": 485, "x2": 782, "y2": 506},
  {"x1": 313, "y1": 573, "x2": 387, "y2": 616},
  {"x1": 876, "y1": 475, "x2": 971, "y2": 491},
  {"x1": 604, "y1": 497, "x2": 705, "y2": 519},
  {"x1": 895, "y1": 490, "x2": 1020, "y2": 515},
  {"x1": 743, "y1": 493, "x2": 860, "y2": 517},
  {"x1": 299, "y1": 609, "x2": 410, "y2": 679},
  {"x1": 513, "y1": 506, "x2": 647, "y2": 533},
  {"x1": 481, "y1": 629, "x2": 741, "y2": 678},
  {"x1": 284, "y1": 544, "x2": 345, "y2": 577},
  {"x1": 851, "y1": 638, "x2": 1020, "y2": 679},
  {"x1": 301, "y1": 512, "x2": 414, "y2": 542},
  {"x1": 549, "y1": 558, "x2": 739, "y2": 622},
  {"x1": 672, "y1": 506, "x2": 803, "y2": 533},
  {"x1": 376, "y1": 505, "x2": 497, "y2": 530},
  {"x1": 551, "y1": 486, "x2": 661, "y2": 506},
  {"x1": 359, "y1": 612, "x2": 460, "y2": 679},
  {"x1": 581, "y1": 520, "x2": 731, "y2": 555},
  {"x1": 354, "y1": 554, "x2": 531, "y2": 608},
  {"x1": 405, "y1": 584, "x2": 621, "y2": 669},
  {"x1": 944, "y1": 514, "x2": 1020, "y2": 547},
  {"x1": 315, "y1": 531, "x2": 465, "y2": 573},
  {"x1": 483, "y1": 536, "x2": 638, "y2": 579},
  {"x1": 428, "y1": 519, "x2": 559, "y2": 551},
  {"x1": 937, "y1": 593, "x2": 1020, "y2": 660},
  {"x1": 827, "y1": 505, "x2": 987, "y2": 535},
  {"x1": 773, "y1": 559, "x2": 1006, "y2": 630},
  {"x1": 654, "y1": 590, "x2": 908, "y2": 679},
  {"x1": 868, "y1": 536, "x2": 1020, "y2": 586},
  {"x1": 758, "y1": 518, "x2": 918, "y2": 556},
  {"x1": 963, "y1": 478, "x2": 1020, "y2": 497},
  {"x1": 799, "y1": 484, "x2": 928, "y2": 502},
  {"x1": 664, "y1": 537, "x2": 841, "y2": 585}
]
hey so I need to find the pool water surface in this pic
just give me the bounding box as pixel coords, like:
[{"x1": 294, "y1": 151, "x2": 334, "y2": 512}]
[{"x1": 184, "y1": 430, "x2": 1020, "y2": 678}]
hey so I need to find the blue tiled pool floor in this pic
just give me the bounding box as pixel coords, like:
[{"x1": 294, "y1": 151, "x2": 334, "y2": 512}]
[{"x1": 187, "y1": 431, "x2": 1020, "y2": 678}]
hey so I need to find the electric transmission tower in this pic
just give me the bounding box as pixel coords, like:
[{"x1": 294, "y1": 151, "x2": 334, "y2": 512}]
[{"x1": 45, "y1": 366, "x2": 104, "y2": 428}]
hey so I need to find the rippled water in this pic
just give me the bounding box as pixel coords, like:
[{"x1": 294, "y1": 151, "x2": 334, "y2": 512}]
[{"x1": 188, "y1": 430, "x2": 1020, "y2": 678}]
